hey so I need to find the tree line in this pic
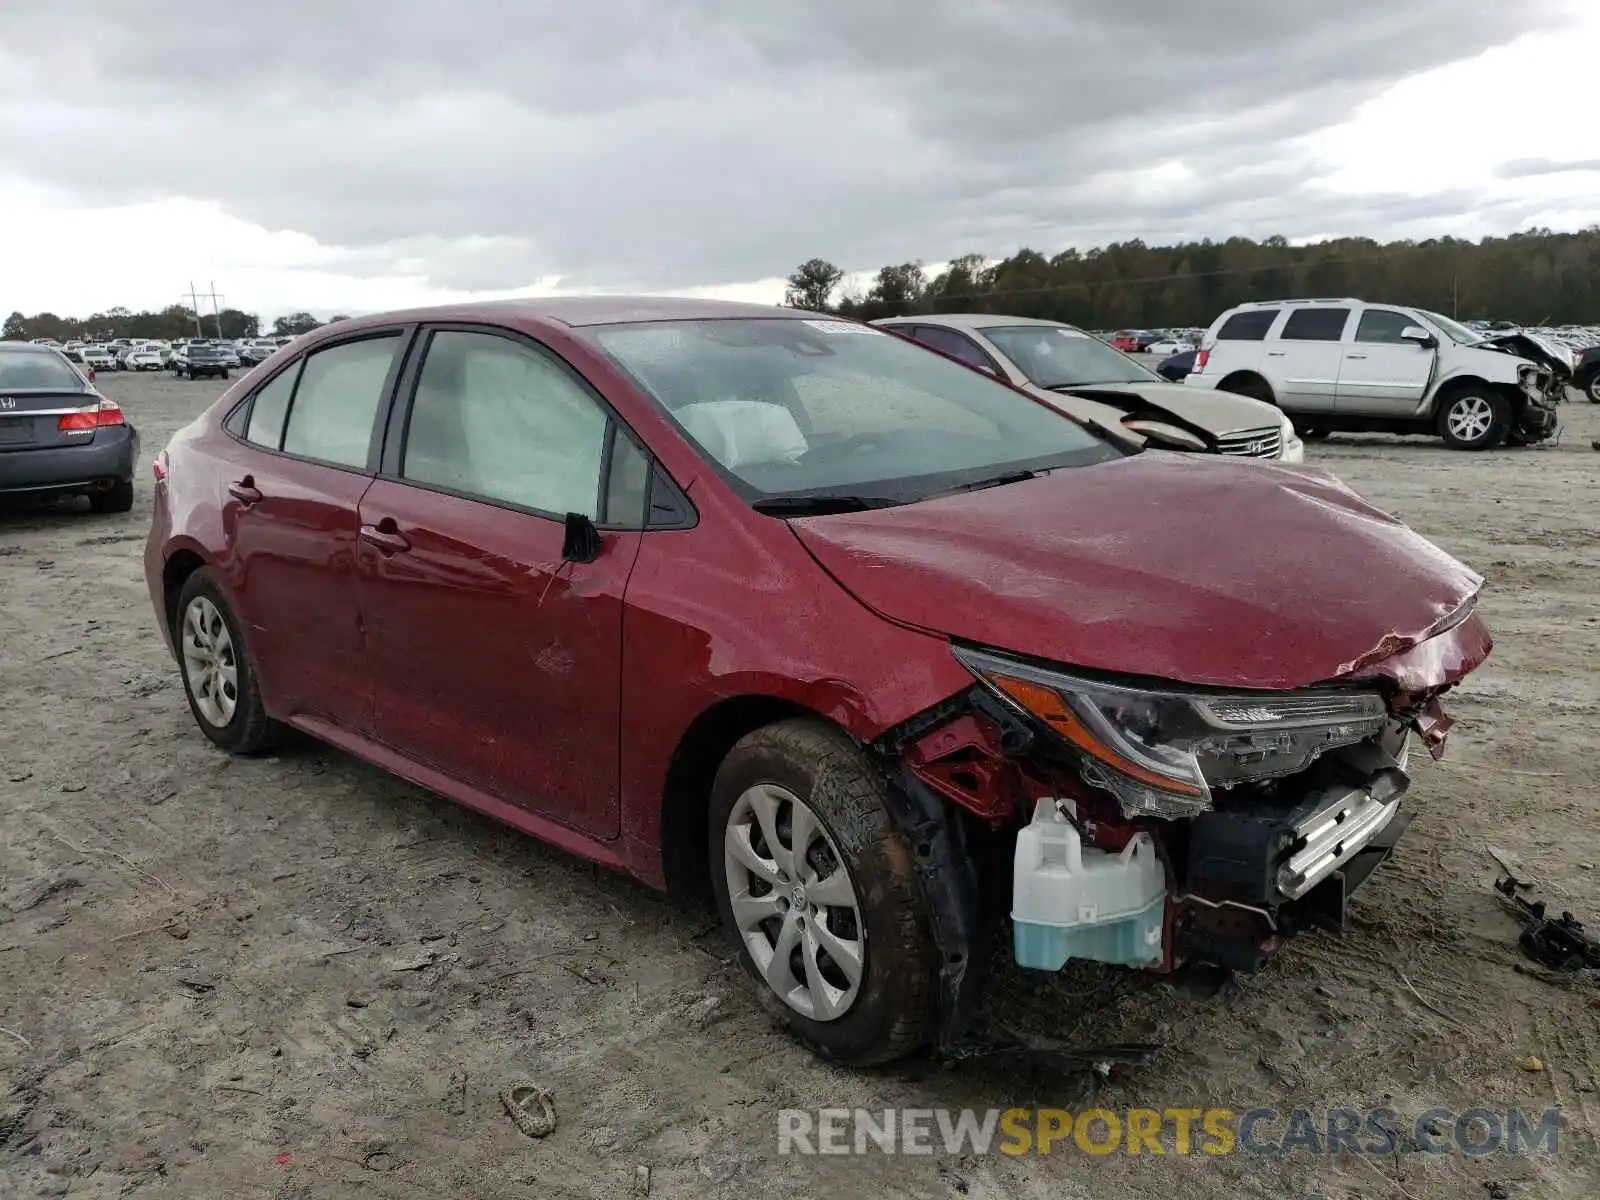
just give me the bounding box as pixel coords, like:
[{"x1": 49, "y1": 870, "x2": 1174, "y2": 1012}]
[
  {"x1": 786, "y1": 227, "x2": 1600, "y2": 327},
  {"x1": 2, "y1": 306, "x2": 346, "y2": 343}
]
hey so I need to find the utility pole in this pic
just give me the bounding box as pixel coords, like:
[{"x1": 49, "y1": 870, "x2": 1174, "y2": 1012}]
[
  {"x1": 183, "y1": 283, "x2": 205, "y2": 337},
  {"x1": 182, "y1": 281, "x2": 227, "y2": 338}
]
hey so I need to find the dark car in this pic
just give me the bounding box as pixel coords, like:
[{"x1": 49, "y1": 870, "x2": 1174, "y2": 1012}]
[
  {"x1": 1156, "y1": 347, "x2": 1198, "y2": 383},
  {"x1": 173, "y1": 344, "x2": 230, "y2": 380},
  {"x1": 0, "y1": 342, "x2": 138, "y2": 512},
  {"x1": 145, "y1": 297, "x2": 1491, "y2": 1066},
  {"x1": 1575, "y1": 346, "x2": 1600, "y2": 404}
]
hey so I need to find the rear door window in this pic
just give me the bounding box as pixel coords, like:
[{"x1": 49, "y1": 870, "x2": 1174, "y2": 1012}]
[
  {"x1": 1279, "y1": 308, "x2": 1352, "y2": 342},
  {"x1": 280, "y1": 335, "x2": 402, "y2": 469},
  {"x1": 909, "y1": 326, "x2": 998, "y2": 373},
  {"x1": 1214, "y1": 311, "x2": 1277, "y2": 341}
]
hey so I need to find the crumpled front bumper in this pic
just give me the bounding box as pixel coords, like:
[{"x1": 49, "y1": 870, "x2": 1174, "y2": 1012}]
[{"x1": 1173, "y1": 727, "x2": 1415, "y2": 970}]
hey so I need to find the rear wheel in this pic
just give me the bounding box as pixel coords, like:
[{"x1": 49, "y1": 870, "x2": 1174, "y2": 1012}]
[
  {"x1": 709, "y1": 718, "x2": 936, "y2": 1066},
  {"x1": 89, "y1": 478, "x2": 135, "y2": 514},
  {"x1": 1437, "y1": 387, "x2": 1510, "y2": 450},
  {"x1": 1219, "y1": 374, "x2": 1275, "y2": 405},
  {"x1": 174, "y1": 571, "x2": 280, "y2": 754}
]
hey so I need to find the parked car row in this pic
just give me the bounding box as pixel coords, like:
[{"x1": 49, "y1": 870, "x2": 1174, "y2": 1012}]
[
  {"x1": 141, "y1": 295, "x2": 1494, "y2": 1067},
  {"x1": 25, "y1": 334, "x2": 288, "y2": 373}
]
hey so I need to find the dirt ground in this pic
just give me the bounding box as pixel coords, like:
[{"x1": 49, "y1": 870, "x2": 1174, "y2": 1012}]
[{"x1": 2, "y1": 366, "x2": 1597, "y2": 1200}]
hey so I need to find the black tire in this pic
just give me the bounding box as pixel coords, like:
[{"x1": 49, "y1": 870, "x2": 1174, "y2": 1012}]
[
  {"x1": 1436, "y1": 387, "x2": 1510, "y2": 450},
  {"x1": 173, "y1": 569, "x2": 281, "y2": 754},
  {"x1": 708, "y1": 718, "x2": 936, "y2": 1066},
  {"x1": 220, "y1": 370, "x2": 230, "y2": 380},
  {"x1": 89, "y1": 478, "x2": 135, "y2": 514},
  {"x1": 1581, "y1": 369, "x2": 1600, "y2": 405},
  {"x1": 1300, "y1": 427, "x2": 1330, "y2": 440}
]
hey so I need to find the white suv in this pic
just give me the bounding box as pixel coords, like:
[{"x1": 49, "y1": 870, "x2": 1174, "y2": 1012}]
[{"x1": 1185, "y1": 298, "x2": 1562, "y2": 450}]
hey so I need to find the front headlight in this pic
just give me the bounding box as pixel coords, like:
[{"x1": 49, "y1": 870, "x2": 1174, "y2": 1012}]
[
  {"x1": 1277, "y1": 412, "x2": 1304, "y2": 462},
  {"x1": 954, "y1": 646, "x2": 1388, "y2": 820}
]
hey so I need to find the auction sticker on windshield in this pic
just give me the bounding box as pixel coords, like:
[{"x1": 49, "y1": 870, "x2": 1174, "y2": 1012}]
[{"x1": 802, "y1": 320, "x2": 881, "y2": 334}]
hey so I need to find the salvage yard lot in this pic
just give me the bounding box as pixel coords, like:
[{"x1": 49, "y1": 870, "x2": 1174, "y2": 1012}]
[{"x1": 2, "y1": 368, "x2": 1597, "y2": 1199}]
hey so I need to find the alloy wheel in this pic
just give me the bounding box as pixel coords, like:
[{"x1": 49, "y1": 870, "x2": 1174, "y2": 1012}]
[
  {"x1": 1588, "y1": 375, "x2": 1600, "y2": 404},
  {"x1": 180, "y1": 596, "x2": 238, "y2": 727},
  {"x1": 722, "y1": 783, "x2": 864, "y2": 1022},
  {"x1": 1446, "y1": 395, "x2": 1494, "y2": 443}
]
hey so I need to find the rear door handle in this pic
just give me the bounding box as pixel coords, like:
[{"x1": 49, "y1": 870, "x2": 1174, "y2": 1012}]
[
  {"x1": 228, "y1": 477, "x2": 262, "y2": 504},
  {"x1": 359, "y1": 523, "x2": 411, "y2": 555},
  {"x1": 1345, "y1": 353, "x2": 1368, "y2": 359},
  {"x1": 1266, "y1": 351, "x2": 1286, "y2": 357}
]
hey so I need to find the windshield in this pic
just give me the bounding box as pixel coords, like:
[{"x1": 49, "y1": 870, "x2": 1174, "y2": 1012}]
[
  {"x1": 982, "y1": 324, "x2": 1162, "y2": 388},
  {"x1": 586, "y1": 317, "x2": 1119, "y2": 506},
  {"x1": 1419, "y1": 310, "x2": 1483, "y2": 346},
  {"x1": 0, "y1": 348, "x2": 88, "y2": 389}
]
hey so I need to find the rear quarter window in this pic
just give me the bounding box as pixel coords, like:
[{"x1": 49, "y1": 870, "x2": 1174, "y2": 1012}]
[{"x1": 1214, "y1": 311, "x2": 1277, "y2": 341}]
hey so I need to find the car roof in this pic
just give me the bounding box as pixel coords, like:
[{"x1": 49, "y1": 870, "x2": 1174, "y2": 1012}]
[
  {"x1": 872, "y1": 313, "x2": 1071, "y2": 332},
  {"x1": 330, "y1": 296, "x2": 820, "y2": 332},
  {"x1": 1, "y1": 341, "x2": 69, "y2": 356}
]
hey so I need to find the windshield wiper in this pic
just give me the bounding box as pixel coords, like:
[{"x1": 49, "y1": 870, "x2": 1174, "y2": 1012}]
[
  {"x1": 751, "y1": 494, "x2": 901, "y2": 516},
  {"x1": 932, "y1": 469, "x2": 1040, "y2": 498}
]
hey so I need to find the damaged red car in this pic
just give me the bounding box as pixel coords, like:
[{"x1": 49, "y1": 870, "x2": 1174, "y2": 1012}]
[{"x1": 144, "y1": 298, "x2": 1491, "y2": 1066}]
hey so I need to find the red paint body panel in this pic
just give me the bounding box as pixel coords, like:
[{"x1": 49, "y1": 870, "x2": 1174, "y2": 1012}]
[
  {"x1": 790, "y1": 454, "x2": 1485, "y2": 691},
  {"x1": 613, "y1": 509, "x2": 973, "y2": 886},
  {"x1": 356, "y1": 479, "x2": 641, "y2": 841}
]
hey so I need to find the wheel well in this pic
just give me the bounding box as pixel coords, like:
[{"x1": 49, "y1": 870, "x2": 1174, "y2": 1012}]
[
  {"x1": 1430, "y1": 375, "x2": 1515, "y2": 413},
  {"x1": 161, "y1": 550, "x2": 207, "y2": 635},
  {"x1": 1217, "y1": 371, "x2": 1275, "y2": 403},
  {"x1": 659, "y1": 694, "x2": 821, "y2": 902}
]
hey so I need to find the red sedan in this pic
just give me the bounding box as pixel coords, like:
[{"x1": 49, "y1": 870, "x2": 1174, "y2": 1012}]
[{"x1": 145, "y1": 298, "x2": 1490, "y2": 1065}]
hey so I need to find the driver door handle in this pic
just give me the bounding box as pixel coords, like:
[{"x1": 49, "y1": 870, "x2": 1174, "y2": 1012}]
[
  {"x1": 359, "y1": 522, "x2": 411, "y2": 555},
  {"x1": 1345, "y1": 353, "x2": 1368, "y2": 359}
]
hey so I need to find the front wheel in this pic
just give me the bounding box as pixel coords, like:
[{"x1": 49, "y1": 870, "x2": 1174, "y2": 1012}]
[
  {"x1": 1437, "y1": 388, "x2": 1510, "y2": 450},
  {"x1": 174, "y1": 570, "x2": 281, "y2": 754},
  {"x1": 1582, "y1": 370, "x2": 1600, "y2": 404},
  {"x1": 709, "y1": 719, "x2": 936, "y2": 1066}
]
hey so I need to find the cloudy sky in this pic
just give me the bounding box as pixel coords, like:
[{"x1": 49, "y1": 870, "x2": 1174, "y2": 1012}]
[{"x1": 3, "y1": 0, "x2": 1598, "y2": 320}]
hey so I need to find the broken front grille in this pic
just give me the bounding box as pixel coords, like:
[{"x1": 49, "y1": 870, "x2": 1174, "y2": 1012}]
[{"x1": 1215, "y1": 426, "x2": 1282, "y2": 457}]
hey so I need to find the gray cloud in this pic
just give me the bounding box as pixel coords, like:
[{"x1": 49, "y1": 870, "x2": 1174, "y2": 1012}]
[
  {"x1": 1496, "y1": 158, "x2": 1600, "y2": 180},
  {"x1": 0, "y1": 0, "x2": 1578, "y2": 297}
]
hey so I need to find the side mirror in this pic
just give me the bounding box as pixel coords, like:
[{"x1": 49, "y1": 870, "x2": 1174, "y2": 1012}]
[
  {"x1": 562, "y1": 511, "x2": 604, "y2": 564},
  {"x1": 1401, "y1": 326, "x2": 1437, "y2": 349}
]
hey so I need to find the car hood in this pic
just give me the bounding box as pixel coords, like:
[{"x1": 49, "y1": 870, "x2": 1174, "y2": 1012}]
[
  {"x1": 1478, "y1": 332, "x2": 1574, "y2": 378},
  {"x1": 1028, "y1": 379, "x2": 1280, "y2": 440},
  {"x1": 790, "y1": 453, "x2": 1487, "y2": 691}
]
